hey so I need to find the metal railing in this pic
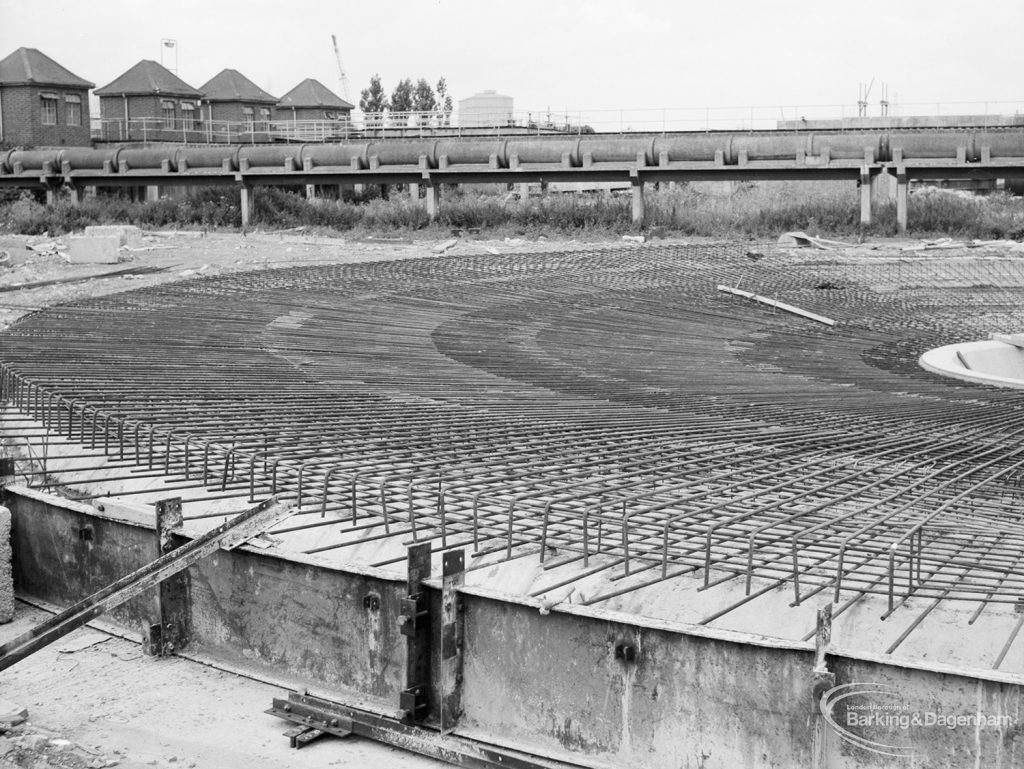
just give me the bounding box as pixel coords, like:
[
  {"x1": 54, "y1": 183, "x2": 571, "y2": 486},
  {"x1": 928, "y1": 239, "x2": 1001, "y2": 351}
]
[{"x1": 89, "y1": 100, "x2": 1024, "y2": 145}]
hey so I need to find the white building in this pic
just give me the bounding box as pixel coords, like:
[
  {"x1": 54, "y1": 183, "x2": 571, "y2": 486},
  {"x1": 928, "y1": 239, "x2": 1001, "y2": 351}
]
[{"x1": 458, "y1": 90, "x2": 513, "y2": 127}]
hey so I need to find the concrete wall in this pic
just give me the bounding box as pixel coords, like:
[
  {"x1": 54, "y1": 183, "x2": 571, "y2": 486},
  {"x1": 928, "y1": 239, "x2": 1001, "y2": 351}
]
[
  {"x1": 460, "y1": 594, "x2": 815, "y2": 767},
  {"x1": 4, "y1": 488, "x2": 1023, "y2": 768},
  {"x1": 0, "y1": 505, "x2": 11, "y2": 623}
]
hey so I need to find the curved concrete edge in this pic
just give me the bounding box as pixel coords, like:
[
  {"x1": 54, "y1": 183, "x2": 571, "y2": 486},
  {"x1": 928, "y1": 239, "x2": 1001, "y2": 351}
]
[{"x1": 919, "y1": 339, "x2": 1024, "y2": 390}]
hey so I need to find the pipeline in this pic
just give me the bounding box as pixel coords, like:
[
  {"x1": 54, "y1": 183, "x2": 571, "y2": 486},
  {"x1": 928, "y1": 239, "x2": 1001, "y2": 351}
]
[{"x1": 4, "y1": 128, "x2": 1024, "y2": 176}]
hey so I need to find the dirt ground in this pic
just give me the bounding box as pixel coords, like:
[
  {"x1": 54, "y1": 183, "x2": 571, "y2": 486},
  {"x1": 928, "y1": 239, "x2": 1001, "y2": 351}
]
[
  {"x1": 0, "y1": 227, "x2": 612, "y2": 332},
  {"x1": 0, "y1": 605, "x2": 445, "y2": 769}
]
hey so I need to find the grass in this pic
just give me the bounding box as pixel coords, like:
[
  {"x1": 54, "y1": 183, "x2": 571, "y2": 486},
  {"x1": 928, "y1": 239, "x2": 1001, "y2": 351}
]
[{"x1": 2, "y1": 181, "x2": 1024, "y2": 240}]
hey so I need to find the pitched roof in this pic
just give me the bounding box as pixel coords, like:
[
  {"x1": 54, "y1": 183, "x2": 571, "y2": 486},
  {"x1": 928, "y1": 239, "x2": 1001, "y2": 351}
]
[
  {"x1": 199, "y1": 69, "x2": 276, "y2": 103},
  {"x1": 277, "y1": 78, "x2": 353, "y2": 110},
  {"x1": 0, "y1": 47, "x2": 94, "y2": 88},
  {"x1": 94, "y1": 60, "x2": 202, "y2": 98}
]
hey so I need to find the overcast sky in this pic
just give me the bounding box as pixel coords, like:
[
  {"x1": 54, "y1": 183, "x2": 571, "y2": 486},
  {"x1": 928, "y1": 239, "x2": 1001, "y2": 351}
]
[{"x1": 2, "y1": 0, "x2": 1023, "y2": 129}]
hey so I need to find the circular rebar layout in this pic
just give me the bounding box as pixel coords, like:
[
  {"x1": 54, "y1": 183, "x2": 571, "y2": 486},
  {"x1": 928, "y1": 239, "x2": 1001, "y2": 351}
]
[{"x1": 3, "y1": 243, "x2": 1024, "y2": 666}]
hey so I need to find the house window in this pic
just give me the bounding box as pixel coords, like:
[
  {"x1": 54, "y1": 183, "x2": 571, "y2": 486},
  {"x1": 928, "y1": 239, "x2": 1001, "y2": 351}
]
[
  {"x1": 259, "y1": 107, "x2": 271, "y2": 128},
  {"x1": 242, "y1": 106, "x2": 255, "y2": 132},
  {"x1": 65, "y1": 94, "x2": 81, "y2": 126},
  {"x1": 41, "y1": 94, "x2": 58, "y2": 125},
  {"x1": 181, "y1": 102, "x2": 195, "y2": 130},
  {"x1": 161, "y1": 100, "x2": 175, "y2": 129}
]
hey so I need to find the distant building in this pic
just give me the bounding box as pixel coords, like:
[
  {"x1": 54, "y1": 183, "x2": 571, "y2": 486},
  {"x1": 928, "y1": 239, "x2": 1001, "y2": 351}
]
[
  {"x1": 94, "y1": 60, "x2": 203, "y2": 141},
  {"x1": 198, "y1": 68, "x2": 276, "y2": 131},
  {"x1": 0, "y1": 47, "x2": 94, "y2": 147},
  {"x1": 276, "y1": 79, "x2": 353, "y2": 121},
  {"x1": 458, "y1": 90, "x2": 513, "y2": 128}
]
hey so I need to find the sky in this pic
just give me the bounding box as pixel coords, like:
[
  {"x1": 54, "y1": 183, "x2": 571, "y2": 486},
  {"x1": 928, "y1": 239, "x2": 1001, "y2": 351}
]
[{"x1": 2, "y1": 0, "x2": 1023, "y2": 130}]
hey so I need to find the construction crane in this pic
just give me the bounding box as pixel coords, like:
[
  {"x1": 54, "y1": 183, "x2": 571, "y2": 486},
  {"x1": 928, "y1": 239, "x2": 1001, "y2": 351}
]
[{"x1": 331, "y1": 34, "x2": 351, "y2": 103}]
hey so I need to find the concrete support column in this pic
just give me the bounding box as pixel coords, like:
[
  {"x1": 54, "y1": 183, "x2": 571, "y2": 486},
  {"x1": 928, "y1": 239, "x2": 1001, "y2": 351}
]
[
  {"x1": 305, "y1": 184, "x2": 316, "y2": 200},
  {"x1": 354, "y1": 184, "x2": 365, "y2": 197},
  {"x1": 895, "y1": 168, "x2": 908, "y2": 234},
  {"x1": 859, "y1": 170, "x2": 872, "y2": 226},
  {"x1": 631, "y1": 180, "x2": 645, "y2": 226},
  {"x1": 240, "y1": 185, "x2": 253, "y2": 228},
  {"x1": 870, "y1": 172, "x2": 896, "y2": 204},
  {"x1": 145, "y1": 185, "x2": 160, "y2": 202},
  {"x1": 409, "y1": 182, "x2": 420, "y2": 201},
  {"x1": 425, "y1": 184, "x2": 440, "y2": 220},
  {"x1": 518, "y1": 183, "x2": 530, "y2": 199},
  {"x1": 45, "y1": 188, "x2": 56, "y2": 206}
]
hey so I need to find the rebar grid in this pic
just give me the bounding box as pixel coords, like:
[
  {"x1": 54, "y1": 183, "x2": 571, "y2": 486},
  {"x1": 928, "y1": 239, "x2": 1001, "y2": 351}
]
[{"x1": 4, "y1": 244, "x2": 1024, "y2": 622}]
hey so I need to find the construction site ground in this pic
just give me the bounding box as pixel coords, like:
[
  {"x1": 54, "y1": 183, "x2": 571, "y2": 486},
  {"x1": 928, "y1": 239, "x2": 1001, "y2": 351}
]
[{"x1": 0, "y1": 226, "x2": 1011, "y2": 768}]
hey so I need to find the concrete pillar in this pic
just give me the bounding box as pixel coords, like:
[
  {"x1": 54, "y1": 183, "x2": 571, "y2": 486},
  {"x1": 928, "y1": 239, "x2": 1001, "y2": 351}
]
[
  {"x1": 895, "y1": 169, "x2": 908, "y2": 234},
  {"x1": 871, "y1": 172, "x2": 897, "y2": 203},
  {"x1": 305, "y1": 184, "x2": 316, "y2": 200},
  {"x1": 518, "y1": 183, "x2": 530, "y2": 199},
  {"x1": 425, "y1": 185, "x2": 440, "y2": 220},
  {"x1": 45, "y1": 188, "x2": 56, "y2": 206},
  {"x1": 67, "y1": 186, "x2": 86, "y2": 207},
  {"x1": 145, "y1": 185, "x2": 160, "y2": 202},
  {"x1": 631, "y1": 181, "x2": 645, "y2": 226},
  {"x1": 409, "y1": 182, "x2": 420, "y2": 201},
  {"x1": 354, "y1": 184, "x2": 365, "y2": 197},
  {"x1": 240, "y1": 185, "x2": 253, "y2": 228},
  {"x1": 859, "y1": 171, "x2": 872, "y2": 226}
]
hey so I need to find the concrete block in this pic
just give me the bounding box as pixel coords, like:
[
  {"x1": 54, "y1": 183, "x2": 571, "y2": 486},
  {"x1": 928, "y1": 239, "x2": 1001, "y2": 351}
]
[
  {"x1": 0, "y1": 506, "x2": 11, "y2": 623},
  {"x1": 0, "y1": 700, "x2": 26, "y2": 726},
  {"x1": 84, "y1": 225, "x2": 142, "y2": 247},
  {"x1": 67, "y1": 235, "x2": 120, "y2": 264}
]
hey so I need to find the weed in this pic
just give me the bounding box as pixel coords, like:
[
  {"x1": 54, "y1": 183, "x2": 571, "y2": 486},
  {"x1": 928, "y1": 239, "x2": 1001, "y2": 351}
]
[{"x1": 1, "y1": 181, "x2": 1023, "y2": 241}]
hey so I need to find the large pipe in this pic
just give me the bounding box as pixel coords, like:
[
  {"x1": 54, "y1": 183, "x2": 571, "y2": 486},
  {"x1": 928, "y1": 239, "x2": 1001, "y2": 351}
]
[
  {"x1": 55, "y1": 148, "x2": 122, "y2": 172},
  {"x1": 176, "y1": 145, "x2": 239, "y2": 172},
  {"x1": 300, "y1": 143, "x2": 370, "y2": 170},
  {"x1": 11, "y1": 129, "x2": 1024, "y2": 179},
  {"x1": 118, "y1": 147, "x2": 177, "y2": 172},
  {"x1": 6, "y1": 150, "x2": 58, "y2": 174}
]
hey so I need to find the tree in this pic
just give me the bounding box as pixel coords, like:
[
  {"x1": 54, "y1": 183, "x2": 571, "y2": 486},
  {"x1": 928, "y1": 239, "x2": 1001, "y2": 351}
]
[
  {"x1": 390, "y1": 79, "x2": 414, "y2": 126},
  {"x1": 359, "y1": 74, "x2": 389, "y2": 129},
  {"x1": 435, "y1": 78, "x2": 454, "y2": 127},
  {"x1": 412, "y1": 79, "x2": 436, "y2": 126}
]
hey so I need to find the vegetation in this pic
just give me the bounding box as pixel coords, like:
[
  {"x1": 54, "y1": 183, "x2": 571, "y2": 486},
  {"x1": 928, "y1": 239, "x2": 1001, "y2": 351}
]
[{"x1": 2, "y1": 182, "x2": 1024, "y2": 241}]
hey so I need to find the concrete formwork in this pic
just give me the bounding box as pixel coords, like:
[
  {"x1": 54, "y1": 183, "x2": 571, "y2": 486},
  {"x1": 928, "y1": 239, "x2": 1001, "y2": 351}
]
[{"x1": 4, "y1": 485, "x2": 1022, "y2": 768}]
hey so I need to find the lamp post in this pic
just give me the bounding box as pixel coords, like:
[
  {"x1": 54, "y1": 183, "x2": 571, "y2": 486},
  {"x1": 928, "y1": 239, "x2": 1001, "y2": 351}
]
[{"x1": 160, "y1": 39, "x2": 178, "y2": 74}]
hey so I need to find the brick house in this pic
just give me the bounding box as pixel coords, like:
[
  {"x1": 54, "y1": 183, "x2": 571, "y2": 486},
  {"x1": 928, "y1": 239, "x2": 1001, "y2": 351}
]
[
  {"x1": 276, "y1": 79, "x2": 353, "y2": 121},
  {"x1": 0, "y1": 47, "x2": 94, "y2": 147},
  {"x1": 199, "y1": 69, "x2": 276, "y2": 127},
  {"x1": 94, "y1": 60, "x2": 203, "y2": 142}
]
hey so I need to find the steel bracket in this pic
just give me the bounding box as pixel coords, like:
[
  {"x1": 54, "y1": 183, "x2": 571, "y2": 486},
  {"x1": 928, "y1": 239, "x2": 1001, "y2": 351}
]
[
  {"x1": 440, "y1": 548, "x2": 466, "y2": 733},
  {"x1": 147, "y1": 497, "x2": 191, "y2": 657},
  {"x1": 402, "y1": 542, "x2": 432, "y2": 724},
  {"x1": 398, "y1": 593, "x2": 428, "y2": 637}
]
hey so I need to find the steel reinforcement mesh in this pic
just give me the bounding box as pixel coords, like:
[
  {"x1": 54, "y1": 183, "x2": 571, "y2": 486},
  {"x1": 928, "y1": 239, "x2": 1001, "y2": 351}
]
[{"x1": 3, "y1": 243, "x2": 1024, "y2": 620}]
